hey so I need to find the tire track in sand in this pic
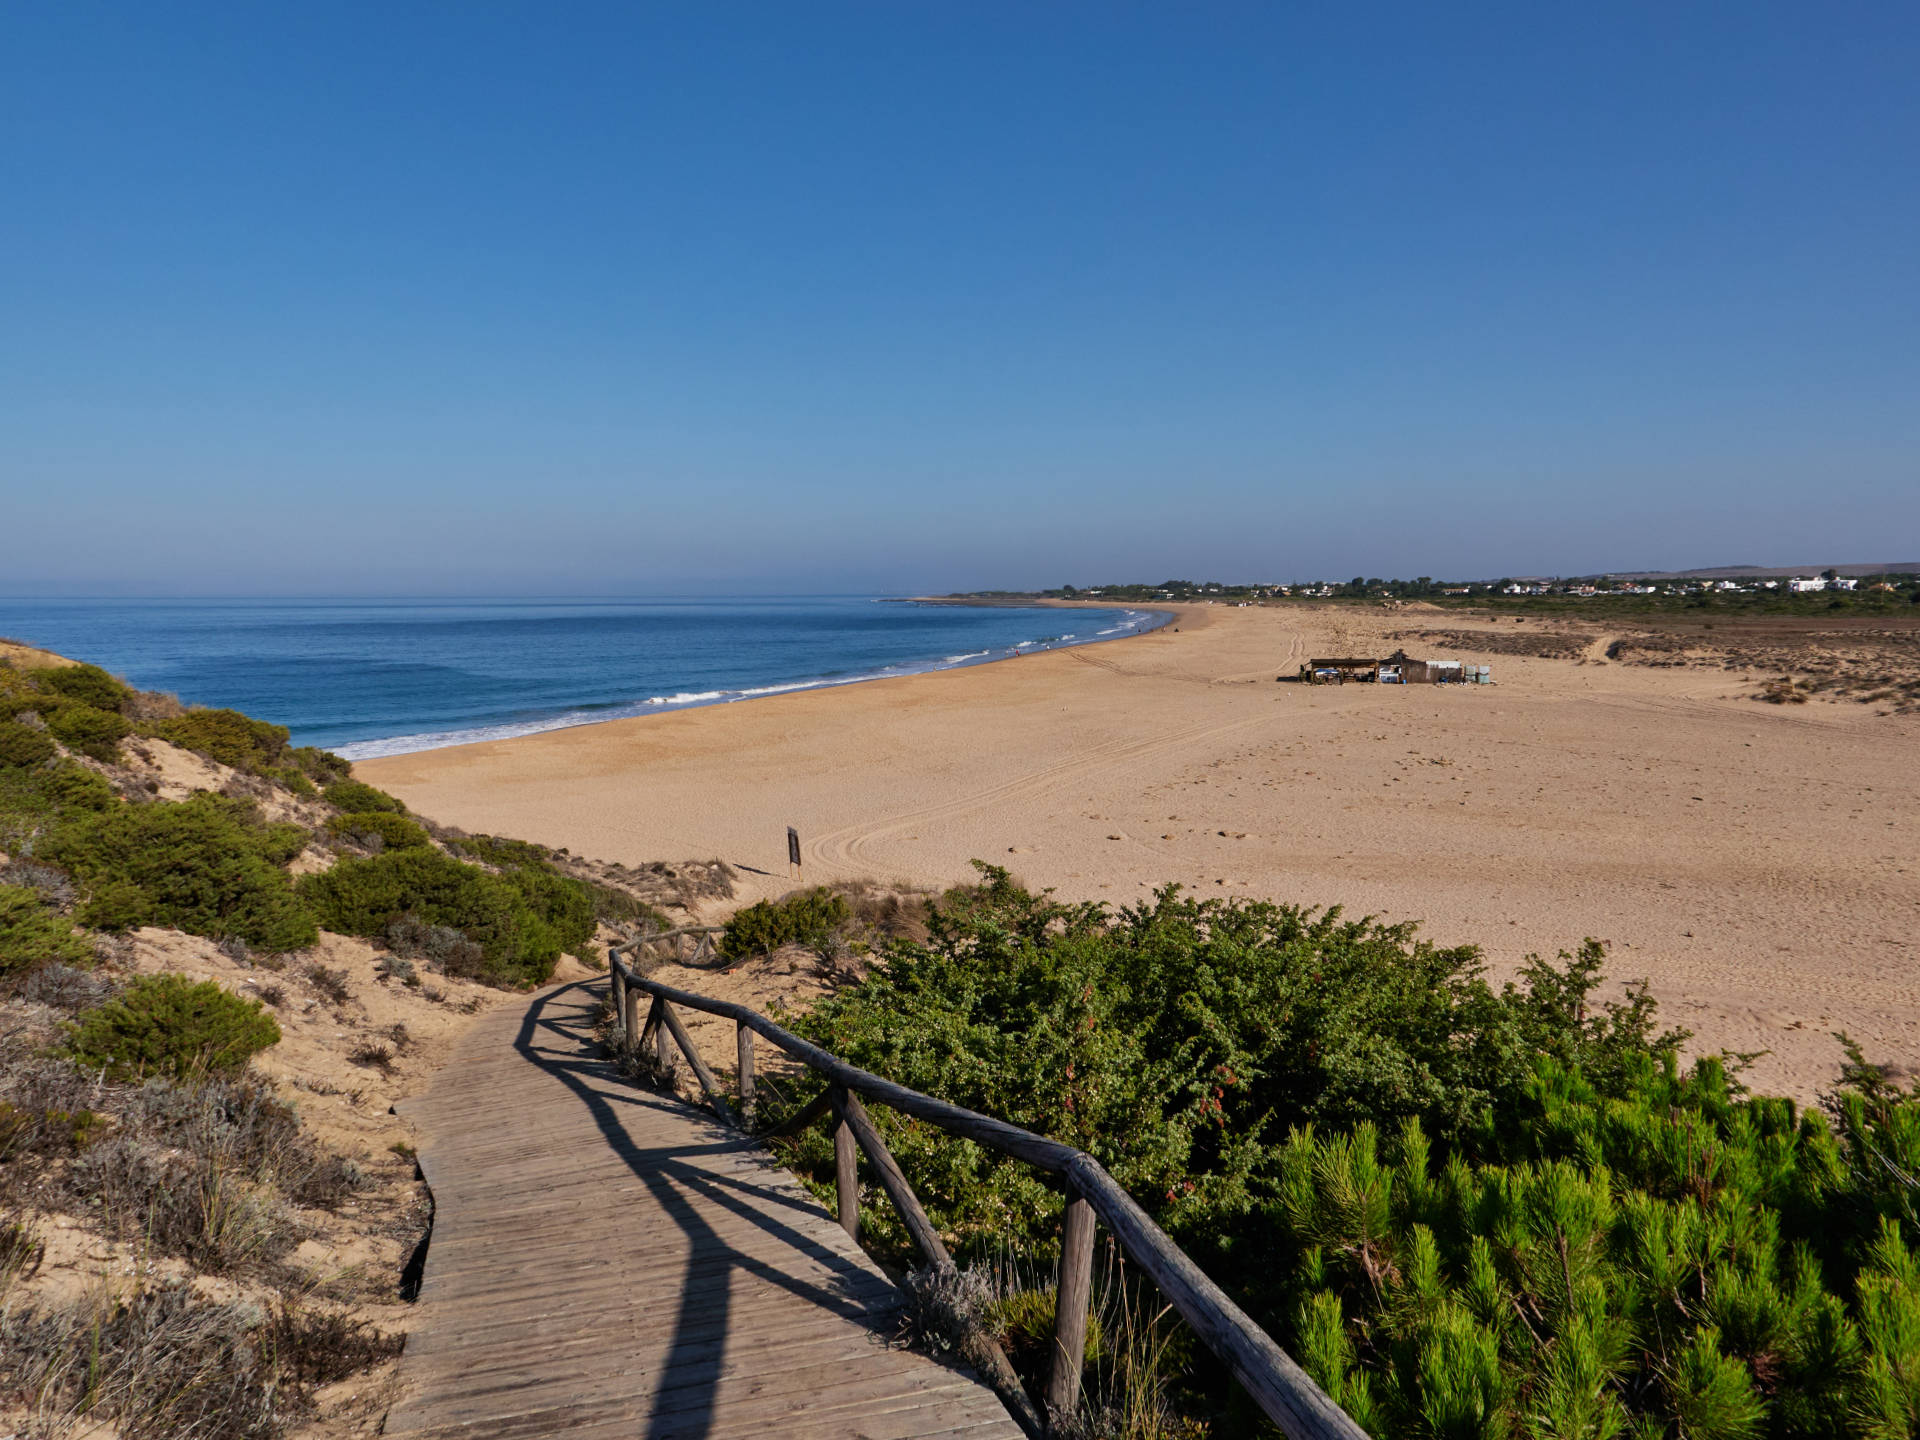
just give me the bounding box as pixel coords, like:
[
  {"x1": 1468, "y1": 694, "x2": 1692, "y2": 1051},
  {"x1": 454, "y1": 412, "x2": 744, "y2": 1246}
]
[{"x1": 802, "y1": 711, "x2": 1275, "y2": 877}]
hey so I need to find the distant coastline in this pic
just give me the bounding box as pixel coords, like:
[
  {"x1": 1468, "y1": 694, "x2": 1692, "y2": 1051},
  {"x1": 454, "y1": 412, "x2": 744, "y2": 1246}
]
[
  {"x1": 0, "y1": 596, "x2": 1179, "y2": 762},
  {"x1": 336, "y1": 601, "x2": 1173, "y2": 760}
]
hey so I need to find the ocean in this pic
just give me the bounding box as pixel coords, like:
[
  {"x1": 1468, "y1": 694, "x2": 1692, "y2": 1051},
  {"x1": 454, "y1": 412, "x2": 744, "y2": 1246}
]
[{"x1": 0, "y1": 597, "x2": 1162, "y2": 758}]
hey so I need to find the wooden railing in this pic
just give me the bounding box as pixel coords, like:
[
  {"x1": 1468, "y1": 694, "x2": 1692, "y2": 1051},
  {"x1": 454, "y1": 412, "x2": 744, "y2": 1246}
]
[
  {"x1": 606, "y1": 943, "x2": 1367, "y2": 1440},
  {"x1": 625, "y1": 923, "x2": 727, "y2": 967}
]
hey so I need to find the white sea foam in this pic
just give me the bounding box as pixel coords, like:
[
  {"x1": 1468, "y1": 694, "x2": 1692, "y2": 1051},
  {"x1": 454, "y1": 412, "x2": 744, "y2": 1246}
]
[{"x1": 332, "y1": 604, "x2": 1171, "y2": 759}]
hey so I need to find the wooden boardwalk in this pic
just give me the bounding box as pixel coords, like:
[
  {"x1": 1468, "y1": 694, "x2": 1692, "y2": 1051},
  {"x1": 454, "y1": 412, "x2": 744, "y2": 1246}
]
[{"x1": 384, "y1": 980, "x2": 1024, "y2": 1440}]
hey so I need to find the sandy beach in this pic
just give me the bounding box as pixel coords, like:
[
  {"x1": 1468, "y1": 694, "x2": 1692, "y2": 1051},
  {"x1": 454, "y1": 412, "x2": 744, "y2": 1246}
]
[{"x1": 359, "y1": 602, "x2": 1920, "y2": 1103}]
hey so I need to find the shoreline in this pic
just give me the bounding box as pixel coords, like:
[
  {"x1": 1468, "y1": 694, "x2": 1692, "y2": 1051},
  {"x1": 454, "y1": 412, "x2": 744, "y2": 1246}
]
[
  {"x1": 358, "y1": 602, "x2": 1920, "y2": 1104},
  {"x1": 334, "y1": 599, "x2": 1174, "y2": 760}
]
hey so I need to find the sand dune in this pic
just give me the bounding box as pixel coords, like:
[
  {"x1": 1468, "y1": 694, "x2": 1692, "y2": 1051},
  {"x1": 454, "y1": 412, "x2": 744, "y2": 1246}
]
[{"x1": 359, "y1": 603, "x2": 1920, "y2": 1102}]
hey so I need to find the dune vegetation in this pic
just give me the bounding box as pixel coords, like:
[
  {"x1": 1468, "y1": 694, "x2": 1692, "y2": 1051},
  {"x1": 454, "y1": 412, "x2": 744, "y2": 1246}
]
[
  {"x1": 762, "y1": 866, "x2": 1920, "y2": 1439},
  {"x1": 0, "y1": 645, "x2": 676, "y2": 1438},
  {"x1": 0, "y1": 653, "x2": 635, "y2": 989}
]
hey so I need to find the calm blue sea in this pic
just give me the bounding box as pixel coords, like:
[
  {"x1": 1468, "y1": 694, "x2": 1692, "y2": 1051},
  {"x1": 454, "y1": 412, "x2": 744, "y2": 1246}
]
[{"x1": 0, "y1": 598, "x2": 1162, "y2": 758}]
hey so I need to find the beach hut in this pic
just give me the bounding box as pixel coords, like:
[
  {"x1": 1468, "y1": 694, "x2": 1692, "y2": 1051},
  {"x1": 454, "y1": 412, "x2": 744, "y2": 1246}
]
[{"x1": 1298, "y1": 657, "x2": 1381, "y2": 684}]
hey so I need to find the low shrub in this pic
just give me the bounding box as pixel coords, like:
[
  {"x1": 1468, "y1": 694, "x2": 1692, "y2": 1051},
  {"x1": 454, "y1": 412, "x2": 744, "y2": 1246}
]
[
  {"x1": 300, "y1": 846, "x2": 590, "y2": 987},
  {"x1": 0, "y1": 719, "x2": 56, "y2": 768},
  {"x1": 375, "y1": 952, "x2": 417, "y2": 985},
  {"x1": 321, "y1": 778, "x2": 405, "y2": 814},
  {"x1": 384, "y1": 914, "x2": 485, "y2": 975},
  {"x1": 0, "y1": 1209, "x2": 43, "y2": 1291},
  {"x1": 0, "y1": 1282, "x2": 282, "y2": 1436},
  {"x1": 122, "y1": 687, "x2": 185, "y2": 722},
  {"x1": 266, "y1": 1301, "x2": 404, "y2": 1386},
  {"x1": 448, "y1": 833, "x2": 549, "y2": 868},
  {"x1": 153, "y1": 708, "x2": 290, "y2": 771},
  {"x1": 20, "y1": 962, "x2": 112, "y2": 1011},
  {"x1": 0, "y1": 859, "x2": 77, "y2": 906},
  {"x1": 274, "y1": 767, "x2": 318, "y2": 797},
  {"x1": 0, "y1": 757, "x2": 118, "y2": 854},
  {"x1": 66, "y1": 973, "x2": 282, "y2": 1081},
  {"x1": 772, "y1": 869, "x2": 1920, "y2": 1438},
  {"x1": 325, "y1": 809, "x2": 431, "y2": 852},
  {"x1": 302, "y1": 963, "x2": 351, "y2": 1006},
  {"x1": 721, "y1": 887, "x2": 851, "y2": 959},
  {"x1": 587, "y1": 880, "x2": 671, "y2": 933},
  {"x1": 41, "y1": 792, "x2": 317, "y2": 951},
  {"x1": 73, "y1": 1134, "x2": 296, "y2": 1271},
  {"x1": 289, "y1": 745, "x2": 351, "y2": 784},
  {"x1": 33, "y1": 662, "x2": 129, "y2": 713},
  {"x1": 44, "y1": 701, "x2": 132, "y2": 761},
  {"x1": 0, "y1": 883, "x2": 93, "y2": 977}
]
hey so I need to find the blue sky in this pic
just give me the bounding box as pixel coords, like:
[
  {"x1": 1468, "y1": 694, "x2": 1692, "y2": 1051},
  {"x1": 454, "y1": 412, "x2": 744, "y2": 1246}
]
[{"x1": 3, "y1": 3, "x2": 1915, "y2": 594}]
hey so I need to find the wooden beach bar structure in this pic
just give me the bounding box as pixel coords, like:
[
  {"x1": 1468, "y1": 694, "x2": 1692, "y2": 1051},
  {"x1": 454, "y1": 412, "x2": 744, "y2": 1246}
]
[{"x1": 1296, "y1": 651, "x2": 1492, "y2": 685}]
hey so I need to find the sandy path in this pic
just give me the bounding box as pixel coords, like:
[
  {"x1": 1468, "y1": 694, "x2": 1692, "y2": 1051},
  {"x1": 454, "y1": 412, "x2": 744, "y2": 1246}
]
[{"x1": 360, "y1": 604, "x2": 1920, "y2": 1102}]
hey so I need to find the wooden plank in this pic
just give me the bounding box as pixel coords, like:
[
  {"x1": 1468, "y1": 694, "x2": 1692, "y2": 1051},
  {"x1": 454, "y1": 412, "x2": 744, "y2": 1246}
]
[{"x1": 387, "y1": 979, "x2": 1021, "y2": 1440}]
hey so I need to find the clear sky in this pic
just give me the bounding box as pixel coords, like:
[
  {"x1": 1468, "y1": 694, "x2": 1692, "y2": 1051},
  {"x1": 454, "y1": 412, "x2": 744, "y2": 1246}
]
[{"x1": 3, "y1": 3, "x2": 1915, "y2": 594}]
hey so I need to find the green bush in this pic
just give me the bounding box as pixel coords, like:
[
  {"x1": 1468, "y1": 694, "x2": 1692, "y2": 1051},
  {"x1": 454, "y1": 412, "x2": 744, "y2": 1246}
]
[
  {"x1": 257, "y1": 745, "x2": 350, "y2": 796},
  {"x1": 587, "y1": 880, "x2": 670, "y2": 934},
  {"x1": 275, "y1": 767, "x2": 318, "y2": 798},
  {"x1": 290, "y1": 745, "x2": 352, "y2": 784},
  {"x1": 153, "y1": 708, "x2": 290, "y2": 771},
  {"x1": 0, "y1": 759, "x2": 117, "y2": 853},
  {"x1": 0, "y1": 884, "x2": 93, "y2": 976},
  {"x1": 43, "y1": 703, "x2": 132, "y2": 762},
  {"x1": 721, "y1": 888, "x2": 850, "y2": 958},
  {"x1": 771, "y1": 869, "x2": 1920, "y2": 1438},
  {"x1": 325, "y1": 810, "x2": 431, "y2": 852},
  {"x1": 34, "y1": 663, "x2": 129, "y2": 713},
  {"x1": 0, "y1": 720, "x2": 56, "y2": 768},
  {"x1": 497, "y1": 863, "x2": 595, "y2": 955},
  {"x1": 322, "y1": 778, "x2": 405, "y2": 814},
  {"x1": 66, "y1": 973, "x2": 280, "y2": 1080},
  {"x1": 449, "y1": 833, "x2": 549, "y2": 868},
  {"x1": 299, "y1": 847, "x2": 586, "y2": 987},
  {"x1": 41, "y1": 793, "x2": 317, "y2": 951}
]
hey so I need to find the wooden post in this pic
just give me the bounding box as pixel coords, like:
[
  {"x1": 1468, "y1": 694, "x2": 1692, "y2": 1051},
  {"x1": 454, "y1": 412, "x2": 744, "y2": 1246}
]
[
  {"x1": 830, "y1": 1086, "x2": 859, "y2": 1241},
  {"x1": 653, "y1": 999, "x2": 671, "y2": 1070},
  {"x1": 1046, "y1": 1187, "x2": 1097, "y2": 1426},
  {"x1": 835, "y1": 1096, "x2": 1047, "y2": 1440},
  {"x1": 656, "y1": 998, "x2": 736, "y2": 1127},
  {"x1": 622, "y1": 972, "x2": 641, "y2": 1042},
  {"x1": 609, "y1": 959, "x2": 624, "y2": 1026},
  {"x1": 736, "y1": 1021, "x2": 755, "y2": 1121}
]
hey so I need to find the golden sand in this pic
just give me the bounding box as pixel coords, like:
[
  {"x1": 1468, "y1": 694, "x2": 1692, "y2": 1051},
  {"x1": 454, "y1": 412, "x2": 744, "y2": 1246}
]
[{"x1": 359, "y1": 603, "x2": 1920, "y2": 1101}]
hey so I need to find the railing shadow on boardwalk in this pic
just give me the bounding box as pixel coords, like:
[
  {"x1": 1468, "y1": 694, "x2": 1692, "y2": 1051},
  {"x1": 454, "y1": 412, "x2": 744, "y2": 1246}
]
[
  {"x1": 607, "y1": 954, "x2": 1369, "y2": 1440},
  {"x1": 508, "y1": 980, "x2": 970, "y2": 1440}
]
